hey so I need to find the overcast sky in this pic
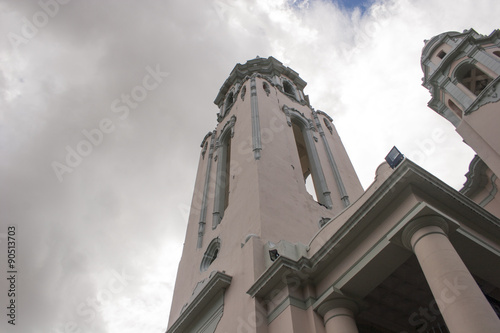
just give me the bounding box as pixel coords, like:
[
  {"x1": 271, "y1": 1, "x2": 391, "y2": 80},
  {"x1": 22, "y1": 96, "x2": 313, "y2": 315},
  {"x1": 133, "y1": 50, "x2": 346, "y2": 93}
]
[{"x1": 0, "y1": 0, "x2": 498, "y2": 332}]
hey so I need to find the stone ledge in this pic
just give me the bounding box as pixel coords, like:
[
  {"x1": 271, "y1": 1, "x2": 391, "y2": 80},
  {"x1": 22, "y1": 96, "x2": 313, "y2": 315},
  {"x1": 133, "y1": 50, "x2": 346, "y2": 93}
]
[{"x1": 166, "y1": 271, "x2": 232, "y2": 333}]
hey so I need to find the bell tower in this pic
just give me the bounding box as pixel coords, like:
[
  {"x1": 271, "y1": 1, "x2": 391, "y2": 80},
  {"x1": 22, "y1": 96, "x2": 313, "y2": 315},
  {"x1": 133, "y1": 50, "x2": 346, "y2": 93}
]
[
  {"x1": 166, "y1": 56, "x2": 363, "y2": 333},
  {"x1": 421, "y1": 28, "x2": 500, "y2": 177}
]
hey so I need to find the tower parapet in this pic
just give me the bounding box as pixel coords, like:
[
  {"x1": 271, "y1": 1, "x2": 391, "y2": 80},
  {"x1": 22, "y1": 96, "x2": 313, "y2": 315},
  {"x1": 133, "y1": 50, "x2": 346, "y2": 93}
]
[{"x1": 214, "y1": 56, "x2": 310, "y2": 122}]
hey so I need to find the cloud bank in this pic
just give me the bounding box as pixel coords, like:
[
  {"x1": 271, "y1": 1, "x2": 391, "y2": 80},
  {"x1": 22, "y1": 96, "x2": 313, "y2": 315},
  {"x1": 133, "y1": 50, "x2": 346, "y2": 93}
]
[{"x1": 0, "y1": 0, "x2": 498, "y2": 332}]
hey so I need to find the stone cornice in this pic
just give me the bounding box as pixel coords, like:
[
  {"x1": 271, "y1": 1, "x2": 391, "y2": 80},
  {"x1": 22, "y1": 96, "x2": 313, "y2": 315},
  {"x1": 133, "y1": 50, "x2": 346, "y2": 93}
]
[
  {"x1": 214, "y1": 56, "x2": 307, "y2": 107},
  {"x1": 166, "y1": 271, "x2": 232, "y2": 333},
  {"x1": 246, "y1": 255, "x2": 312, "y2": 298}
]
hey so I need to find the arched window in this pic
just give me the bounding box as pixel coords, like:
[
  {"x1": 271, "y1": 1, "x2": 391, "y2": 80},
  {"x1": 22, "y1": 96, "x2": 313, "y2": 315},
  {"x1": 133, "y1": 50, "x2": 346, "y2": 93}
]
[
  {"x1": 200, "y1": 238, "x2": 221, "y2": 272},
  {"x1": 448, "y1": 99, "x2": 462, "y2": 119},
  {"x1": 283, "y1": 80, "x2": 295, "y2": 97},
  {"x1": 291, "y1": 118, "x2": 331, "y2": 208},
  {"x1": 456, "y1": 64, "x2": 493, "y2": 96},
  {"x1": 213, "y1": 116, "x2": 236, "y2": 228}
]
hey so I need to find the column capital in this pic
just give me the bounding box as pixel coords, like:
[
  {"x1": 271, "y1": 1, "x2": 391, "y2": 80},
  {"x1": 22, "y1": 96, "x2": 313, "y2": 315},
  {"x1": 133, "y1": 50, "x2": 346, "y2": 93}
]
[
  {"x1": 401, "y1": 215, "x2": 450, "y2": 251},
  {"x1": 316, "y1": 295, "x2": 359, "y2": 318}
]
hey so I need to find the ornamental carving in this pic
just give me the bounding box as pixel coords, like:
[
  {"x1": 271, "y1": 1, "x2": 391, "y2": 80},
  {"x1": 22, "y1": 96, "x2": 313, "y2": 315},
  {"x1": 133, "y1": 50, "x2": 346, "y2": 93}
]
[
  {"x1": 323, "y1": 118, "x2": 333, "y2": 134},
  {"x1": 240, "y1": 85, "x2": 246, "y2": 101},
  {"x1": 467, "y1": 78, "x2": 500, "y2": 114},
  {"x1": 263, "y1": 82, "x2": 271, "y2": 96},
  {"x1": 201, "y1": 142, "x2": 208, "y2": 159}
]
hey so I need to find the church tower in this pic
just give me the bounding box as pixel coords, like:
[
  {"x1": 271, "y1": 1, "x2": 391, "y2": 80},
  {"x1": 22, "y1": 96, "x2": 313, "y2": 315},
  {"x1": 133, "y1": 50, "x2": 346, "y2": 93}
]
[
  {"x1": 421, "y1": 29, "x2": 500, "y2": 177},
  {"x1": 166, "y1": 56, "x2": 363, "y2": 332}
]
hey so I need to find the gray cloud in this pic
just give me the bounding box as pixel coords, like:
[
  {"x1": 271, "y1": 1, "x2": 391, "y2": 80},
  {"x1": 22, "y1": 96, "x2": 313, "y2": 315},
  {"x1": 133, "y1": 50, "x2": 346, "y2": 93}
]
[{"x1": 0, "y1": 0, "x2": 498, "y2": 332}]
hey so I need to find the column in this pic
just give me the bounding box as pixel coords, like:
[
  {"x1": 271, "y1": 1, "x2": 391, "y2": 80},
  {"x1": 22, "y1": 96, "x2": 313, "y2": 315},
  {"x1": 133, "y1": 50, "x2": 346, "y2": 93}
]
[
  {"x1": 402, "y1": 216, "x2": 500, "y2": 333},
  {"x1": 317, "y1": 298, "x2": 359, "y2": 333}
]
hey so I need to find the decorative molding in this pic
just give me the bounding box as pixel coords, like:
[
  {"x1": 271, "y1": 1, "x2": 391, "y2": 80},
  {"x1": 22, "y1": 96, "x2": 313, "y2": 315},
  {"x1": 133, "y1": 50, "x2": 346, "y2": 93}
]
[
  {"x1": 241, "y1": 234, "x2": 259, "y2": 248},
  {"x1": 466, "y1": 76, "x2": 500, "y2": 114},
  {"x1": 281, "y1": 105, "x2": 308, "y2": 127},
  {"x1": 200, "y1": 131, "x2": 213, "y2": 149},
  {"x1": 200, "y1": 238, "x2": 221, "y2": 272},
  {"x1": 197, "y1": 131, "x2": 216, "y2": 248},
  {"x1": 282, "y1": 105, "x2": 292, "y2": 127},
  {"x1": 219, "y1": 115, "x2": 237, "y2": 141},
  {"x1": 401, "y1": 215, "x2": 450, "y2": 251},
  {"x1": 213, "y1": 116, "x2": 237, "y2": 229},
  {"x1": 313, "y1": 111, "x2": 350, "y2": 207},
  {"x1": 250, "y1": 77, "x2": 262, "y2": 160},
  {"x1": 166, "y1": 271, "x2": 232, "y2": 333},
  {"x1": 317, "y1": 110, "x2": 333, "y2": 122},
  {"x1": 262, "y1": 81, "x2": 271, "y2": 96},
  {"x1": 323, "y1": 117, "x2": 333, "y2": 134},
  {"x1": 201, "y1": 141, "x2": 208, "y2": 159},
  {"x1": 460, "y1": 155, "x2": 489, "y2": 197},
  {"x1": 308, "y1": 119, "x2": 316, "y2": 131},
  {"x1": 240, "y1": 85, "x2": 246, "y2": 101},
  {"x1": 480, "y1": 174, "x2": 498, "y2": 207},
  {"x1": 218, "y1": 83, "x2": 244, "y2": 123}
]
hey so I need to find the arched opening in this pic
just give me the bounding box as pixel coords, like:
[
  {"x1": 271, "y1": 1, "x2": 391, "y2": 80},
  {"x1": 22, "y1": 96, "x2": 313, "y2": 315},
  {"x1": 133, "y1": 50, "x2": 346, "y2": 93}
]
[
  {"x1": 283, "y1": 80, "x2": 295, "y2": 97},
  {"x1": 292, "y1": 121, "x2": 318, "y2": 202},
  {"x1": 200, "y1": 238, "x2": 221, "y2": 272},
  {"x1": 213, "y1": 129, "x2": 232, "y2": 228},
  {"x1": 457, "y1": 64, "x2": 493, "y2": 96},
  {"x1": 448, "y1": 99, "x2": 462, "y2": 119}
]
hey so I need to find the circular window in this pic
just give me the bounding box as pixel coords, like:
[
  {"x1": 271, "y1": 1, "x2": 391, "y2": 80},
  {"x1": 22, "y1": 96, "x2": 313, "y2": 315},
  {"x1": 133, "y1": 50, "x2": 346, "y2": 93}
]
[{"x1": 200, "y1": 238, "x2": 221, "y2": 272}]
